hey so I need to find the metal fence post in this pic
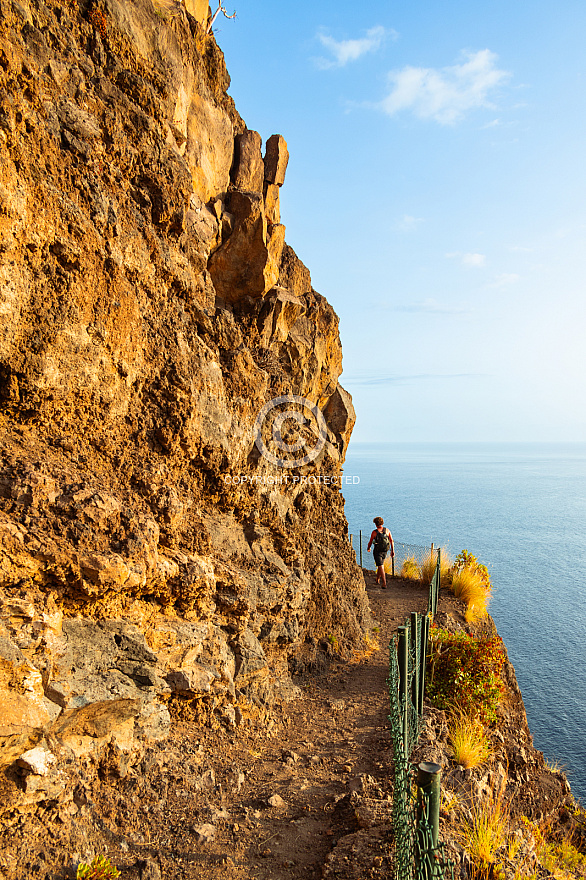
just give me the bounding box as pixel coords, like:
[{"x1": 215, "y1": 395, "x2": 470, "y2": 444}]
[
  {"x1": 429, "y1": 566, "x2": 434, "y2": 616},
  {"x1": 410, "y1": 612, "x2": 419, "y2": 721},
  {"x1": 397, "y1": 625, "x2": 408, "y2": 696},
  {"x1": 418, "y1": 613, "x2": 429, "y2": 717},
  {"x1": 359, "y1": 530, "x2": 363, "y2": 568},
  {"x1": 417, "y1": 762, "x2": 441, "y2": 849},
  {"x1": 397, "y1": 624, "x2": 410, "y2": 757}
]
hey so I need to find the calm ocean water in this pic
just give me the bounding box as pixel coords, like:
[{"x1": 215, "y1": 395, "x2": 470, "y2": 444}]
[{"x1": 342, "y1": 442, "x2": 586, "y2": 802}]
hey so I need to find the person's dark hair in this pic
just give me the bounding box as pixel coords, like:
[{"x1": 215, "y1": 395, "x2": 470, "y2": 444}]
[{"x1": 373, "y1": 516, "x2": 384, "y2": 527}]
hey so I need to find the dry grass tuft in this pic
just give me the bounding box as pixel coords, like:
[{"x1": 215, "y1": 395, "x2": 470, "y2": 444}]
[
  {"x1": 451, "y1": 567, "x2": 490, "y2": 621},
  {"x1": 439, "y1": 549, "x2": 453, "y2": 585},
  {"x1": 544, "y1": 756, "x2": 567, "y2": 775},
  {"x1": 352, "y1": 631, "x2": 380, "y2": 662},
  {"x1": 421, "y1": 548, "x2": 452, "y2": 586},
  {"x1": 457, "y1": 784, "x2": 510, "y2": 879},
  {"x1": 420, "y1": 553, "x2": 437, "y2": 585},
  {"x1": 506, "y1": 833, "x2": 523, "y2": 862},
  {"x1": 448, "y1": 712, "x2": 492, "y2": 769},
  {"x1": 400, "y1": 556, "x2": 421, "y2": 580}
]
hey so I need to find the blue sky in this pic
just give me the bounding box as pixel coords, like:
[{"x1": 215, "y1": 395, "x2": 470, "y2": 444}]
[{"x1": 215, "y1": 0, "x2": 586, "y2": 442}]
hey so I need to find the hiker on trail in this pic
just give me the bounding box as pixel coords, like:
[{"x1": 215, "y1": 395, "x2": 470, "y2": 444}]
[{"x1": 367, "y1": 516, "x2": 394, "y2": 589}]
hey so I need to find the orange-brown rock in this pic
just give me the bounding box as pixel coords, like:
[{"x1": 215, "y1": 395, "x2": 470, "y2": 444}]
[
  {"x1": 208, "y1": 191, "x2": 285, "y2": 302},
  {"x1": 264, "y1": 133, "x2": 290, "y2": 186},
  {"x1": 264, "y1": 182, "x2": 281, "y2": 224},
  {"x1": 323, "y1": 383, "x2": 357, "y2": 451},
  {"x1": 279, "y1": 243, "x2": 313, "y2": 297},
  {"x1": 0, "y1": 0, "x2": 369, "y2": 845},
  {"x1": 183, "y1": 0, "x2": 210, "y2": 26},
  {"x1": 232, "y1": 129, "x2": 265, "y2": 193}
]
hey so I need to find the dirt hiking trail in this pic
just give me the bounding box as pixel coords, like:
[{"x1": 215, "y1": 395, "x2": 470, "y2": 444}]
[
  {"x1": 82, "y1": 572, "x2": 462, "y2": 880},
  {"x1": 6, "y1": 574, "x2": 467, "y2": 880}
]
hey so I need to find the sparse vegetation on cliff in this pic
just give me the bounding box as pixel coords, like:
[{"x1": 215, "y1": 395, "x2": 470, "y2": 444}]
[
  {"x1": 537, "y1": 828, "x2": 586, "y2": 878},
  {"x1": 398, "y1": 546, "x2": 490, "y2": 625},
  {"x1": 448, "y1": 710, "x2": 492, "y2": 769},
  {"x1": 420, "y1": 547, "x2": 452, "y2": 586},
  {"x1": 418, "y1": 594, "x2": 584, "y2": 880},
  {"x1": 207, "y1": 0, "x2": 236, "y2": 33},
  {"x1": 400, "y1": 556, "x2": 421, "y2": 579},
  {"x1": 457, "y1": 783, "x2": 510, "y2": 880},
  {"x1": 77, "y1": 856, "x2": 120, "y2": 879},
  {"x1": 427, "y1": 627, "x2": 506, "y2": 722},
  {"x1": 450, "y1": 549, "x2": 493, "y2": 621}
]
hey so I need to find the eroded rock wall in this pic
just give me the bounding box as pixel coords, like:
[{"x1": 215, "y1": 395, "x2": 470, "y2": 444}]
[{"x1": 0, "y1": 0, "x2": 370, "y2": 817}]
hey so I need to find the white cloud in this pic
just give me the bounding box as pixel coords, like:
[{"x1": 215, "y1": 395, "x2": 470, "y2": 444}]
[
  {"x1": 379, "y1": 49, "x2": 510, "y2": 124},
  {"x1": 488, "y1": 273, "x2": 520, "y2": 288},
  {"x1": 446, "y1": 252, "x2": 487, "y2": 268},
  {"x1": 395, "y1": 214, "x2": 424, "y2": 231},
  {"x1": 462, "y1": 252, "x2": 486, "y2": 268},
  {"x1": 315, "y1": 25, "x2": 390, "y2": 69}
]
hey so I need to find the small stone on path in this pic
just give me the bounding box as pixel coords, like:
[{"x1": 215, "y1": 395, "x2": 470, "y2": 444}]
[{"x1": 192, "y1": 823, "x2": 216, "y2": 844}]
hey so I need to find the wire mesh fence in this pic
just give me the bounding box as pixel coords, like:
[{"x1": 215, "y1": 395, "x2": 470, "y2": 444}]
[
  {"x1": 388, "y1": 641, "x2": 416, "y2": 880},
  {"x1": 349, "y1": 532, "x2": 437, "y2": 579},
  {"x1": 387, "y1": 556, "x2": 455, "y2": 880}
]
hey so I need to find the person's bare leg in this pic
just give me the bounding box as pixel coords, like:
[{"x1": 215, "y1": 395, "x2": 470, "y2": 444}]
[{"x1": 378, "y1": 564, "x2": 386, "y2": 588}]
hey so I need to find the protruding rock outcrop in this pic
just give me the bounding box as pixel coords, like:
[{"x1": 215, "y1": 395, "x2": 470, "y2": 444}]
[
  {"x1": 209, "y1": 129, "x2": 290, "y2": 303},
  {"x1": 209, "y1": 189, "x2": 286, "y2": 302}
]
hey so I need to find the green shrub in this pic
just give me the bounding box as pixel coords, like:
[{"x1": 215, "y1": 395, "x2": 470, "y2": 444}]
[
  {"x1": 77, "y1": 856, "x2": 120, "y2": 880},
  {"x1": 427, "y1": 627, "x2": 506, "y2": 723}
]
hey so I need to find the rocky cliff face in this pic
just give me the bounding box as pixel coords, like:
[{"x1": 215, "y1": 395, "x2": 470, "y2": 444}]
[{"x1": 0, "y1": 0, "x2": 370, "y2": 821}]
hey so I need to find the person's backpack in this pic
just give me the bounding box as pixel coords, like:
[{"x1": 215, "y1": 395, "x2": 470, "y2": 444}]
[{"x1": 374, "y1": 528, "x2": 390, "y2": 552}]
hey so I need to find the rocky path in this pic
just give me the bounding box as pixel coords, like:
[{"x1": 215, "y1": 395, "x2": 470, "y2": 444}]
[
  {"x1": 2, "y1": 573, "x2": 471, "y2": 880},
  {"x1": 4, "y1": 571, "x2": 570, "y2": 880},
  {"x1": 89, "y1": 573, "x2": 434, "y2": 880}
]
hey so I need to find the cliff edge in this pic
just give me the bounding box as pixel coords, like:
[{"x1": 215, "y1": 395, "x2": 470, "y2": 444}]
[{"x1": 0, "y1": 0, "x2": 371, "y2": 833}]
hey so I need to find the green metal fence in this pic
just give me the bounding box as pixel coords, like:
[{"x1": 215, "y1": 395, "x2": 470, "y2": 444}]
[
  {"x1": 428, "y1": 550, "x2": 440, "y2": 617},
  {"x1": 387, "y1": 553, "x2": 454, "y2": 880}
]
